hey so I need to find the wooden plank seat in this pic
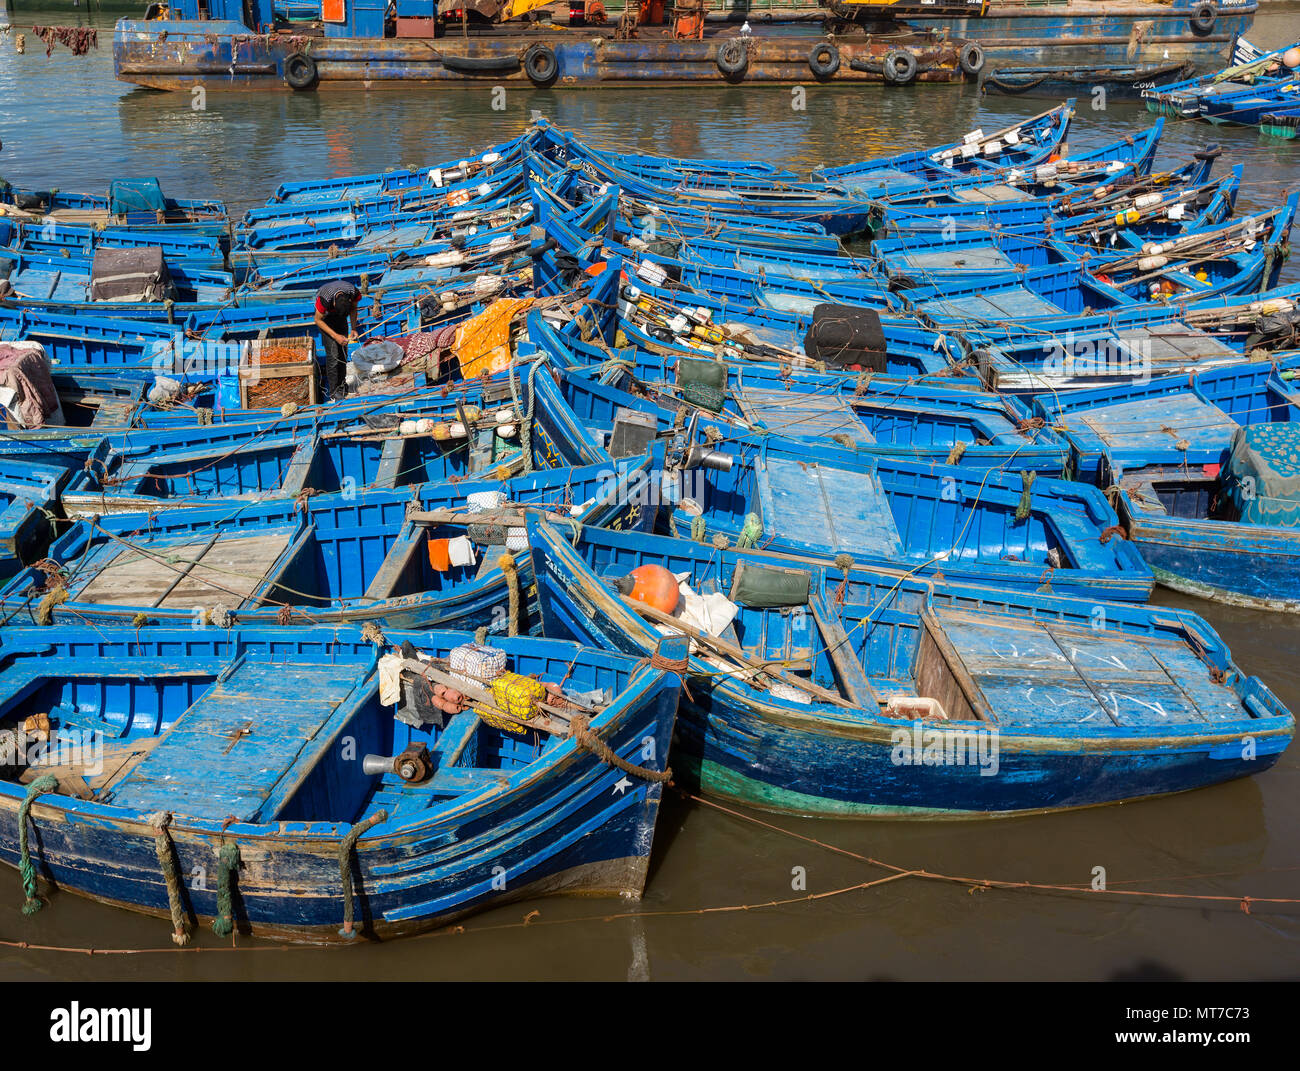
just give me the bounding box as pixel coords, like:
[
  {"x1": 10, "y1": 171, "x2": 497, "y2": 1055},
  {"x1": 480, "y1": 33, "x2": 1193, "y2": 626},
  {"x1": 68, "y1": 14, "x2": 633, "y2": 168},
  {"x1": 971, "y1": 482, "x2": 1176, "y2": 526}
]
[
  {"x1": 1078, "y1": 392, "x2": 1236, "y2": 456},
  {"x1": 755, "y1": 455, "x2": 904, "y2": 559},
  {"x1": 949, "y1": 184, "x2": 1035, "y2": 204},
  {"x1": 923, "y1": 288, "x2": 1063, "y2": 321},
  {"x1": 102, "y1": 660, "x2": 367, "y2": 822},
  {"x1": 736, "y1": 386, "x2": 876, "y2": 448},
  {"x1": 895, "y1": 247, "x2": 1019, "y2": 273},
  {"x1": 70, "y1": 524, "x2": 306, "y2": 610},
  {"x1": 921, "y1": 608, "x2": 1248, "y2": 729}
]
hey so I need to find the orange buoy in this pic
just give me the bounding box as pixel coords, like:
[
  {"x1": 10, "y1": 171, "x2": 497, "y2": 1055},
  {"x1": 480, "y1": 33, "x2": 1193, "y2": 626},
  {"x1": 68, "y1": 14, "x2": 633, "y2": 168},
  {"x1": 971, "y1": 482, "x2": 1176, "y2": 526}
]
[{"x1": 623, "y1": 564, "x2": 681, "y2": 615}]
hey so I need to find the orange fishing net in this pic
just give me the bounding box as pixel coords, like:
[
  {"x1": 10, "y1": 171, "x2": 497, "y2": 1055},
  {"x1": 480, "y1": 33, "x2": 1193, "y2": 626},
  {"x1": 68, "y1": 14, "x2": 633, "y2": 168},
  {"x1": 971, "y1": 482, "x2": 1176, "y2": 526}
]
[{"x1": 455, "y1": 297, "x2": 534, "y2": 380}]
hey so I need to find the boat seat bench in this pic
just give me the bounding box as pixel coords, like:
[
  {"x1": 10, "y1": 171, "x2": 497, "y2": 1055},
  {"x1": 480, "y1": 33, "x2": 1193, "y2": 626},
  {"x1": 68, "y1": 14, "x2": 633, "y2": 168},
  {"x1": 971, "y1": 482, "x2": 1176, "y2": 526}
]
[
  {"x1": 755, "y1": 455, "x2": 904, "y2": 559},
  {"x1": 920, "y1": 609, "x2": 1250, "y2": 729},
  {"x1": 102, "y1": 660, "x2": 368, "y2": 822},
  {"x1": 736, "y1": 387, "x2": 876, "y2": 448}
]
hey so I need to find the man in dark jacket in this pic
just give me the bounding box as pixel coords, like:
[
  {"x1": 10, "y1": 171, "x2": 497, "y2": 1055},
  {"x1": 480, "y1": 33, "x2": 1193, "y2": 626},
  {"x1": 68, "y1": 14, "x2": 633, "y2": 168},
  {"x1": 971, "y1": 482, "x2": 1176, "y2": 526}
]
[{"x1": 314, "y1": 280, "x2": 361, "y2": 401}]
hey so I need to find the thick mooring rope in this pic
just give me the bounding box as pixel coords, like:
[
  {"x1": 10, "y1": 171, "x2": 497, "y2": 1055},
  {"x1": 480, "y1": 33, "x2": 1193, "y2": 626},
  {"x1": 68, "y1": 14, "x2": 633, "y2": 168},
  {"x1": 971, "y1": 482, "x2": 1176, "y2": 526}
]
[
  {"x1": 18, "y1": 774, "x2": 57, "y2": 916},
  {"x1": 211, "y1": 842, "x2": 241, "y2": 938},
  {"x1": 338, "y1": 810, "x2": 387, "y2": 939},
  {"x1": 569, "y1": 713, "x2": 671, "y2": 784},
  {"x1": 500, "y1": 552, "x2": 521, "y2": 637},
  {"x1": 736, "y1": 512, "x2": 763, "y2": 549},
  {"x1": 145, "y1": 812, "x2": 190, "y2": 946},
  {"x1": 1015, "y1": 470, "x2": 1036, "y2": 523}
]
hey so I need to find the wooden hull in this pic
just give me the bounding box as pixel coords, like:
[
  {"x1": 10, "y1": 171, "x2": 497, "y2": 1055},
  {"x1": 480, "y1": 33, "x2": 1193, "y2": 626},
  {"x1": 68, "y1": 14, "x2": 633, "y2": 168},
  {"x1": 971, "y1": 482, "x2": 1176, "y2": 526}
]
[
  {"x1": 983, "y1": 61, "x2": 1197, "y2": 99},
  {"x1": 1123, "y1": 509, "x2": 1300, "y2": 614},
  {"x1": 0, "y1": 628, "x2": 682, "y2": 943},
  {"x1": 529, "y1": 522, "x2": 1293, "y2": 818}
]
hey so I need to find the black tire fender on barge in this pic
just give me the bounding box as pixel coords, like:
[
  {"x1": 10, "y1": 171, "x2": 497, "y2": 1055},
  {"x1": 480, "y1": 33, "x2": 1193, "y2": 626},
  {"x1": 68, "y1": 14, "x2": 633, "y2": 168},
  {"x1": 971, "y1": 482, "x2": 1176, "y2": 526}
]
[
  {"x1": 959, "y1": 43, "x2": 985, "y2": 77},
  {"x1": 1190, "y1": 3, "x2": 1217, "y2": 35},
  {"x1": 809, "y1": 42, "x2": 840, "y2": 80},
  {"x1": 717, "y1": 39, "x2": 748, "y2": 81},
  {"x1": 523, "y1": 44, "x2": 559, "y2": 86},
  {"x1": 441, "y1": 54, "x2": 522, "y2": 74},
  {"x1": 883, "y1": 49, "x2": 917, "y2": 85},
  {"x1": 284, "y1": 52, "x2": 319, "y2": 91}
]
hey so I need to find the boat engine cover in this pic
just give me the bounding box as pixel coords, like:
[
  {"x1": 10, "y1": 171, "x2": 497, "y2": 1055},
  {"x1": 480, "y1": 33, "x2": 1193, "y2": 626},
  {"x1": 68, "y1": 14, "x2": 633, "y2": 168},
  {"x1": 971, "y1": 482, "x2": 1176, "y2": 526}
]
[{"x1": 802, "y1": 304, "x2": 887, "y2": 371}]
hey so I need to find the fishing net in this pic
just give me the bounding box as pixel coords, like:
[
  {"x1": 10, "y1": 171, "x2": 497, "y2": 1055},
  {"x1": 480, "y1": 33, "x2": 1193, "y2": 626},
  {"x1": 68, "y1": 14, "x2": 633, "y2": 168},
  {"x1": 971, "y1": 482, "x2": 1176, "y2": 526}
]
[{"x1": 677, "y1": 356, "x2": 726, "y2": 412}]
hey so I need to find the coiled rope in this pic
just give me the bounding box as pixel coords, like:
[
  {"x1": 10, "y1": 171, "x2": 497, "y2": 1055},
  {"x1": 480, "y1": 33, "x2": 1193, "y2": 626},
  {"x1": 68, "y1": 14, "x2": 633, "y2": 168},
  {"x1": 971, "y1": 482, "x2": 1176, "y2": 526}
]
[
  {"x1": 211, "y1": 842, "x2": 241, "y2": 938},
  {"x1": 338, "y1": 810, "x2": 387, "y2": 939},
  {"x1": 18, "y1": 774, "x2": 58, "y2": 916},
  {"x1": 736, "y1": 513, "x2": 763, "y2": 549},
  {"x1": 1015, "y1": 471, "x2": 1036, "y2": 523}
]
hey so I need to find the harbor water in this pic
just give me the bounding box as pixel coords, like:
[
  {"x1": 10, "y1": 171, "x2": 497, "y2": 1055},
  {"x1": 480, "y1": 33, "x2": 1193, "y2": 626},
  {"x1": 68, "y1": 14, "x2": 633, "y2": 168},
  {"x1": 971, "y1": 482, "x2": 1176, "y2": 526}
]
[{"x1": 0, "y1": 3, "x2": 1299, "y2": 980}]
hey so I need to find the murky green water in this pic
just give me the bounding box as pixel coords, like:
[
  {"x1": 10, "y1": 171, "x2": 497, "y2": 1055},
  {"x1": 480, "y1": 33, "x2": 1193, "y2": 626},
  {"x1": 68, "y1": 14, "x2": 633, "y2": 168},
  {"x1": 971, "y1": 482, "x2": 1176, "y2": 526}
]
[{"x1": 1, "y1": 4, "x2": 1299, "y2": 981}]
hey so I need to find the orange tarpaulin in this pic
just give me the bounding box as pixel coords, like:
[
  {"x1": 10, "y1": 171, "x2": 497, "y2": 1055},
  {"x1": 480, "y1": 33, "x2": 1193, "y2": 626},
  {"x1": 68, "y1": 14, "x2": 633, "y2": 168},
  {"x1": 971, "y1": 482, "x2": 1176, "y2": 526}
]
[{"x1": 455, "y1": 297, "x2": 534, "y2": 380}]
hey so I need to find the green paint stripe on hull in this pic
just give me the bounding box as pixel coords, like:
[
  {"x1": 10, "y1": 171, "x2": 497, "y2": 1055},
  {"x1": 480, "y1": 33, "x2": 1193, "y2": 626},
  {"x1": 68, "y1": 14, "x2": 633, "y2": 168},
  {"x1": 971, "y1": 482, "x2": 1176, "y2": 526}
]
[
  {"x1": 684, "y1": 753, "x2": 990, "y2": 819},
  {"x1": 1150, "y1": 566, "x2": 1300, "y2": 614}
]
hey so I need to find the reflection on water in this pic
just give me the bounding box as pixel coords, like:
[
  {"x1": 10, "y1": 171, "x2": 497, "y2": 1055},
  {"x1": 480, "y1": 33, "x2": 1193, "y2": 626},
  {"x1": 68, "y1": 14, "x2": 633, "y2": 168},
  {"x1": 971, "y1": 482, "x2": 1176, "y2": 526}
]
[{"x1": 0, "y1": 7, "x2": 1299, "y2": 982}]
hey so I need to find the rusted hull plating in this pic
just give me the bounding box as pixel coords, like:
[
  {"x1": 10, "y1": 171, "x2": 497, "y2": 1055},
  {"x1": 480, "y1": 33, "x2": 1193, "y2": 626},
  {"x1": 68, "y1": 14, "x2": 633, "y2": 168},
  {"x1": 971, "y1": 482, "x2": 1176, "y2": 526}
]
[
  {"x1": 907, "y1": 3, "x2": 1256, "y2": 63},
  {"x1": 113, "y1": 20, "x2": 964, "y2": 90}
]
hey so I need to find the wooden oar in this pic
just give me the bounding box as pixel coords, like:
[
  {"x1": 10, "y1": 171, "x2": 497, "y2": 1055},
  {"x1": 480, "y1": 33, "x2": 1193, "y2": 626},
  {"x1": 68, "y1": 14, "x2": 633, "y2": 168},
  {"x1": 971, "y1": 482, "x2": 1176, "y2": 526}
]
[
  {"x1": 619, "y1": 595, "x2": 857, "y2": 709},
  {"x1": 408, "y1": 506, "x2": 533, "y2": 527}
]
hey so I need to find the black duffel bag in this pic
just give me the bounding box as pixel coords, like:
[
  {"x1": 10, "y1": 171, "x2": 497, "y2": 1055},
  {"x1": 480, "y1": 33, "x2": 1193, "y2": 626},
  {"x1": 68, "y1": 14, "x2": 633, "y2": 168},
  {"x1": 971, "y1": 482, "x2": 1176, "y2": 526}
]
[{"x1": 802, "y1": 303, "x2": 887, "y2": 372}]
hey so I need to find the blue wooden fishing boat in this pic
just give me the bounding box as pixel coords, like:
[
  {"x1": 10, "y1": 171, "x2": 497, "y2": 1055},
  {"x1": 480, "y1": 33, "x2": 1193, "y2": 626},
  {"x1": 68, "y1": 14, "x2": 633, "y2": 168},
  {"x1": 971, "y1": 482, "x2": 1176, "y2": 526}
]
[
  {"x1": 1034, "y1": 348, "x2": 1300, "y2": 482},
  {"x1": 57, "y1": 363, "x2": 607, "y2": 514},
  {"x1": 871, "y1": 164, "x2": 1242, "y2": 284},
  {"x1": 983, "y1": 60, "x2": 1195, "y2": 100},
  {"x1": 1032, "y1": 351, "x2": 1300, "y2": 611},
  {"x1": 1145, "y1": 39, "x2": 1300, "y2": 118},
  {"x1": 964, "y1": 283, "x2": 1300, "y2": 394},
  {"x1": 239, "y1": 166, "x2": 528, "y2": 251},
  {"x1": 541, "y1": 323, "x2": 1071, "y2": 474},
  {"x1": 872, "y1": 147, "x2": 1223, "y2": 240},
  {"x1": 1, "y1": 249, "x2": 234, "y2": 306},
  {"x1": 0, "y1": 624, "x2": 683, "y2": 942},
  {"x1": 812, "y1": 103, "x2": 1073, "y2": 196},
  {"x1": 655, "y1": 423, "x2": 1151, "y2": 601},
  {"x1": 0, "y1": 454, "x2": 656, "y2": 633},
  {"x1": 906, "y1": 198, "x2": 1297, "y2": 330},
  {"x1": 855, "y1": 121, "x2": 1169, "y2": 239},
  {"x1": 0, "y1": 219, "x2": 229, "y2": 273},
  {"x1": 524, "y1": 333, "x2": 1147, "y2": 600},
  {"x1": 0, "y1": 459, "x2": 70, "y2": 582},
  {"x1": 532, "y1": 241, "x2": 954, "y2": 378},
  {"x1": 0, "y1": 178, "x2": 228, "y2": 235},
  {"x1": 535, "y1": 182, "x2": 901, "y2": 315},
  {"x1": 527, "y1": 518, "x2": 1292, "y2": 818},
  {"x1": 1199, "y1": 77, "x2": 1300, "y2": 126},
  {"x1": 531, "y1": 123, "x2": 881, "y2": 239}
]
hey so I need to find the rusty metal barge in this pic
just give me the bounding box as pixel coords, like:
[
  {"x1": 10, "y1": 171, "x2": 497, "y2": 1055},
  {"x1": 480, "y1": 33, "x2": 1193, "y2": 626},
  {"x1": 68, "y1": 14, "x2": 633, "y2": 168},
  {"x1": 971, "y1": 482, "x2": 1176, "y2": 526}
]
[{"x1": 111, "y1": 0, "x2": 1254, "y2": 91}]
